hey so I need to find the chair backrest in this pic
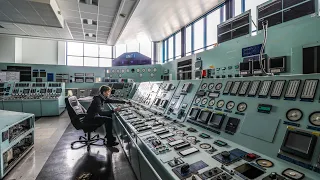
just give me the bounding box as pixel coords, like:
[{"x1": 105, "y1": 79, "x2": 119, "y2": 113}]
[{"x1": 65, "y1": 96, "x2": 87, "y2": 130}]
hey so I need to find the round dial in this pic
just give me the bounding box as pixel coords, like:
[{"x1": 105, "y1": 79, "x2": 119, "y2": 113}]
[
  {"x1": 148, "y1": 68, "x2": 151, "y2": 72},
  {"x1": 215, "y1": 83, "x2": 223, "y2": 90},
  {"x1": 286, "y1": 109, "x2": 303, "y2": 122},
  {"x1": 171, "y1": 86, "x2": 175, "y2": 90},
  {"x1": 150, "y1": 73, "x2": 154, "y2": 78},
  {"x1": 153, "y1": 68, "x2": 157, "y2": 72},
  {"x1": 201, "y1": 98, "x2": 208, "y2": 105},
  {"x1": 195, "y1": 98, "x2": 201, "y2": 104},
  {"x1": 208, "y1": 83, "x2": 215, "y2": 90},
  {"x1": 111, "y1": 69, "x2": 115, "y2": 73},
  {"x1": 119, "y1": 74, "x2": 122, "y2": 78},
  {"x1": 200, "y1": 143, "x2": 212, "y2": 149},
  {"x1": 208, "y1": 99, "x2": 215, "y2": 106},
  {"x1": 110, "y1": 75, "x2": 113, "y2": 78},
  {"x1": 139, "y1": 74, "x2": 143, "y2": 77},
  {"x1": 142, "y1": 68, "x2": 146, "y2": 73},
  {"x1": 116, "y1": 69, "x2": 120, "y2": 73},
  {"x1": 217, "y1": 100, "x2": 225, "y2": 108},
  {"x1": 186, "y1": 136, "x2": 196, "y2": 141},
  {"x1": 201, "y1": 83, "x2": 208, "y2": 89},
  {"x1": 137, "y1": 68, "x2": 140, "y2": 73},
  {"x1": 237, "y1": 102, "x2": 247, "y2": 112},
  {"x1": 309, "y1": 111, "x2": 320, "y2": 126},
  {"x1": 126, "y1": 69, "x2": 130, "y2": 73},
  {"x1": 226, "y1": 101, "x2": 235, "y2": 110},
  {"x1": 121, "y1": 69, "x2": 125, "y2": 73}
]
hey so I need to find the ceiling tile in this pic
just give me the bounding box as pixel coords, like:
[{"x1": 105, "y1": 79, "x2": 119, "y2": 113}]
[
  {"x1": 98, "y1": 21, "x2": 112, "y2": 27},
  {"x1": 81, "y1": 12, "x2": 98, "y2": 21},
  {"x1": 83, "y1": 28, "x2": 96, "y2": 34},
  {"x1": 79, "y1": 3, "x2": 98, "y2": 14},
  {"x1": 57, "y1": 0, "x2": 79, "y2": 11},
  {"x1": 98, "y1": 26, "x2": 111, "y2": 32},
  {"x1": 99, "y1": 6, "x2": 117, "y2": 17},
  {"x1": 98, "y1": 15, "x2": 114, "y2": 22},
  {"x1": 69, "y1": 26, "x2": 83, "y2": 32},
  {"x1": 65, "y1": 17, "x2": 82, "y2": 24},
  {"x1": 71, "y1": 31, "x2": 84, "y2": 36},
  {"x1": 67, "y1": 22, "x2": 83, "y2": 29},
  {"x1": 61, "y1": 10, "x2": 79, "y2": 18},
  {"x1": 98, "y1": 0, "x2": 121, "y2": 9},
  {"x1": 82, "y1": 24, "x2": 96, "y2": 30}
]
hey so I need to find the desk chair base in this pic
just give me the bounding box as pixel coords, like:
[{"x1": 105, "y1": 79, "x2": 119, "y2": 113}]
[{"x1": 71, "y1": 132, "x2": 105, "y2": 152}]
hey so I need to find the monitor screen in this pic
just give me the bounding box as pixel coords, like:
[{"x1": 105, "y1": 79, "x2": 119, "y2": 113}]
[
  {"x1": 111, "y1": 89, "x2": 116, "y2": 94},
  {"x1": 23, "y1": 89, "x2": 30, "y2": 94},
  {"x1": 0, "y1": 83, "x2": 4, "y2": 88},
  {"x1": 208, "y1": 92, "x2": 220, "y2": 98},
  {"x1": 209, "y1": 114, "x2": 225, "y2": 129},
  {"x1": 240, "y1": 62, "x2": 250, "y2": 71},
  {"x1": 40, "y1": 89, "x2": 46, "y2": 93},
  {"x1": 198, "y1": 111, "x2": 212, "y2": 124},
  {"x1": 56, "y1": 88, "x2": 62, "y2": 93},
  {"x1": 195, "y1": 71, "x2": 201, "y2": 78},
  {"x1": 252, "y1": 60, "x2": 264, "y2": 70},
  {"x1": 154, "y1": 98, "x2": 161, "y2": 106},
  {"x1": 270, "y1": 57, "x2": 284, "y2": 68},
  {"x1": 195, "y1": 61, "x2": 202, "y2": 68},
  {"x1": 112, "y1": 83, "x2": 124, "y2": 89},
  {"x1": 189, "y1": 108, "x2": 200, "y2": 120}
]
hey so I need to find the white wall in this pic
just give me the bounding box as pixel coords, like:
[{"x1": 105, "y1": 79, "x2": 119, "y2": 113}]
[
  {"x1": 21, "y1": 38, "x2": 58, "y2": 65},
  {"x1": 15, "y1": 38, "x2": 22, "y2": 63},
  {"x1": 0, "y1": 36, "x2": 15, "y2": 63}
]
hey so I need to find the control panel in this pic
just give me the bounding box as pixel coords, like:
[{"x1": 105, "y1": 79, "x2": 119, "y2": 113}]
[
  {"x1": 27, "y1": 82, "x2": 47, "y2": 99},
  {"x1": 44, "y1": 83, "x2": 64, "y2": 99}
]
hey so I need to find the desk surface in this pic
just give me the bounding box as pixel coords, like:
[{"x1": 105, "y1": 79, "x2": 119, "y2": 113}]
[{"x1": 0, "y1": 110, "x2": 34, "y2": 129}]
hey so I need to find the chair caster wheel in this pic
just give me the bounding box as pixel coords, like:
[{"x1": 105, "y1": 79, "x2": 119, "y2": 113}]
[
  {"x1": 79, "y1": 137, "x2": 82, "y2": 140},
  {"x1": 87, "y1": 146, "x2": 90, "y2": 151}
]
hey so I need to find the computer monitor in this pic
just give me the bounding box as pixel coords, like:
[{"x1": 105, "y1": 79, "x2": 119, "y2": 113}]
[
  {"x1": 197, "y1": 110, "x2": 212, "y2": 124},
  {"x1": 208, "y1": 113, "x2": 226, "y2": 129}
]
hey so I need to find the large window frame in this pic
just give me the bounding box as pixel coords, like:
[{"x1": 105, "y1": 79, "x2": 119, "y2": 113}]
[{"x1": 66, "y1": 42, "x2": 113, "y2": 67}]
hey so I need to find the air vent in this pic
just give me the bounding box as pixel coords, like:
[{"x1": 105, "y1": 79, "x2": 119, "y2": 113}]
[
  {"x1": 83, "y1": 19, "x2": 97, "y2": 25},
  {"x1": 79, "y1": 0, "x2": 98, "y2": 6},
  {"x1": 85, "y1": 33, "x2": 96, "y2": 37}
]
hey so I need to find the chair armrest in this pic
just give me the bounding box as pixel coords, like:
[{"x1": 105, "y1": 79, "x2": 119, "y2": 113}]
[{"x1": 76, "y1": 113, "x2": 87, "y2": 118}]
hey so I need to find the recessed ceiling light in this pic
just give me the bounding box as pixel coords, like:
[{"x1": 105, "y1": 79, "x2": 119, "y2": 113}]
[
  {"x1": 82, "y1": 19, "x2": 97, "y2": 25},
  {"x1": 120, "y1": 14, "x2": 126, "y2": 18},
  {"x1": 85, "y1": 33, "x2": 96, "y2": 37},
  {"x1": 79, "y1": 0, "x2": 98, "y2": 6}
]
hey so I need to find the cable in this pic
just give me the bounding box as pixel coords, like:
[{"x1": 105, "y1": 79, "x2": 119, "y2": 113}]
[{"x1": 259, "y1": 20, "x2": 273, "y2": 76}]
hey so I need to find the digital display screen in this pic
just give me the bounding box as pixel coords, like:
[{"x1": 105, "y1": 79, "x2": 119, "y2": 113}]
[
  {"x1": 112, "y1": 83, "x2": 124, "y2": 89},
  {"x1": 208, "y1": 92, "x2": 220, "y2": 98},
  {"x1": 195, "y1": 71, "x2": 201, "y2": 78},
  {"x1": 154, "y1": 98, "x2": 161, "y2": 106},
  {"x1": 209, "y1": 114, "x2": 225, "y2": 129},
  {"x1": 0, "y1": 83, "x2": 4, "y2": 87},
  {"x1": 189, "y1": 108, "x2": 200, "y2": 120},
  {"x1": 23, "y1": 89, "x2": 30, "y2": 93},
  {"x1": 198, "y1": 111, "x2": 212, "y2": 123},
  {"x1": 285, "y1": 132, "x2": 313, "y2": 154},
  {"x1": 234, "y1": 163, "x2": 264, "y2": 179},
  {"x1": 270, "y1": 57, "x2": 284, "y2": 68},
  {"x1": 240, "y1": 62, "x2": 250, "y2": 71},
  {"x1": 181, "y1": 83, "x2": 191, "y2": 92},
  {"x1": 195, "y1": 61, "x2": 202, "y2": 68},
  {"x1": 40, "y1": 89, "x2": 46, "y2": 93},
  {"x1": 56, "y1": 88, "x2": 62, "y2": 93},
  {"x1": 253, "y1": 60, "x2": 265, "y2": 70}
]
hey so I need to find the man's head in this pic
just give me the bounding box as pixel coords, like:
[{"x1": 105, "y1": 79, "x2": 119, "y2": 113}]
[{"x1": 100, "y1": 85, "x2": 112, "y2": 97}]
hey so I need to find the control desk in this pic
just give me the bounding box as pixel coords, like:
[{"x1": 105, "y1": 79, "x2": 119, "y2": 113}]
[{"x1": 110, "y1": 74, "x2": 320, "y2": 180}]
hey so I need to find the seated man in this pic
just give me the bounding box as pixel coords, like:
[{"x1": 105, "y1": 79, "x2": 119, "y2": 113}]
[{"x1": 85, "y1": 85, "x2": 129, "y2": 146}]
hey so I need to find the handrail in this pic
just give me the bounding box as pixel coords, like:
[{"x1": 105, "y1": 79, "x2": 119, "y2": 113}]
[{"x1": 115, "y1": 114, "x2": 163, "y2": 180}]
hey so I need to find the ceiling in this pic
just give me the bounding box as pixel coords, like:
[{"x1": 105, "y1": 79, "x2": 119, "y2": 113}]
[
  {"x1": 117, "y1": 0, "x2": 225, "y2": 44},
  {"x1": 0, "y1": 0, "x2": 138, "y2": 45}
]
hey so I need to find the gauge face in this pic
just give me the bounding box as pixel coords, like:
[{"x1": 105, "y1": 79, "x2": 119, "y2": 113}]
[
  {"x1": 195, "y1": 98, "x2": 201, "y2": 104},
  {"x1": 215, "y1": 83, "x2": 223, "y2": 90},
  {"x1": 208, "y1": 83, "x2": 215, "y2": 90},
  {"x1": 208, "y1": 99, "x2": 215, "y2": 106},
  {"x1": 119, "y1": 74, "x2": 122, "y2": 78},
  {"x1": 142, "y1": 68, "x2": 146, "y2": 72},
  {"x1": 121, "y1": 69, "x2": 125, "y2": 73},
  {"x1": 226, "y1": 101, "x2": 235, "y2": 110},
  {"x1": 110, "y1": 75, "x2": 113, "y2": 78},
  {"x1": 237, "y1": 102, "x2": 247, "y2": 112},
  {"x1": 171, "y1": 86, "x2": 175, "y2": 90},
  {"x1": 309, "y1": 111, "x2": 320, "y2": 126},
  {"x1": 150, "y1": 73, "x2": 154, "y2": 77},
  {"x1": 200, "y1": 143, "x2": 212, "y2": 149},
  {"x1": 111, "y1": 70, "x2": 115, "y2": 73},
  {"x1": 154, "y1": 68, "x2": 157, "y2": 72},
  {"x1": 201, "y1": 98, "x2": 208, "y2": 105},
  {"x1": 286, "y1": 109, "x2": 303, "y2": 122},
  {"x1": 186, "y1": 136, "x2": 196, "y2": 141},
  {"x1": 217, "y1": 100, "x2": 225, "y2": 108},
  {"x1": 139, "y1": 74, "x2": 143, "y2": 77},
  {"x1": 116, "y1": 69, "x2": 120, "y2": 73},
  {"x1": 201, "y1": 83, "x2": 208, "y2": 89},
  {"x1": 126, "y1": 69, "x2": 130, "y2": 73},
  {"x1": 148, "y1": 68, "x2": 151, "y2": 72},
  {"x1": 137, "y1": 69, "x2": 140, "y2": 73}
]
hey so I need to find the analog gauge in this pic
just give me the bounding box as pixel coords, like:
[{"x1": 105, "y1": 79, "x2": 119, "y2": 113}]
[
  {"x1": 286, "y1": 109, "x2": 303, "y2": 122},
  {"x1": 142, "y1": 68, "x2": 146, "y2": 73},
  {"x1": 106, "y1": 69, "x2": 110, "y2": 74},
  {"x1": 139, "y1": 74, "x2": 143, "y2": 77},
  {"x1": 110, "y1": 75, "x2": 113, "y2": 78},
  {"x1": 226, "y1": 101, "x2": 235, "y2": 110},
  {"x1": 217, "y1": 100, "x2": 225, "y2": 108},
  {"x1": 116, "y1": 69, "x2": 120, "y2": 73},
  {"x1": 126, "y1": 69, "x2": 130, "y2": 73},
  {"x1": 171, "y1": 86, "x2": 175, "y2": 90},
  {"x1": 201, "y1": 98, "x2": 208, "y2": 105},
  {"x1": 201, "y1": 83, "x2": 208, "y2": 89},
  {"x1": 215, "y1": 83, "x2": 223, "y2": 90},
  {"x1": 121, "y1": 69, "x2": 125, "y2": 73},
  {"x1": 208, "y1": 99, "x2": 215, "y2": 106},
  {"x1": 119, "y1": 74, "x2": 122, "y2": 78},
  {"x1": 195, "y1": 98, "x2": 201, "y2": 104},
  {"x1": 153, "y1": 68, "x2": 157, "y2": 72},
  {"x1": 148, "y1": 68, "x2": 151, "y2": 72},
  {"x1": 208, "y1": 83, "x2": 215, "y2": 90},
  {"x1": 186, "y1": 136, "x2": 196, "y2": 141},
  {"x1": 137, "y1": 69, "x2": 140, "y2": 73},
  {"x1": 309, "y1": 111, "x2": 320, "y2": 126},
  {"x1": 150, "y1": 73, "x2": 154, "y2": 78},
  {"x1": 237, "y1": 102, "x2": 247, "y2": 112},
  {"x1": 111, "y1": 69, "x2": 115, "y2": 73},
  {"x1": 200, "y1": 143, "x2": 212, "y2": 150}
]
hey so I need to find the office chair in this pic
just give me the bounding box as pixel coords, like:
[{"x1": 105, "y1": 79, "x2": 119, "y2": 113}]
[{"x1": 65, "y1": 96, "x2": 105, "y2": 151}]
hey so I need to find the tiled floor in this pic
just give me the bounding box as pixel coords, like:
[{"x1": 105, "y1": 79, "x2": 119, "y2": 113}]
[{"x1": 4, "y1": 112, "x2": 137, "y2": 180}]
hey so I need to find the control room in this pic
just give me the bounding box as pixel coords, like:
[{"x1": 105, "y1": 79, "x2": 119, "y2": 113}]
[{"x1": 0, "y1": 0, "x2": 319, "y2": 180}]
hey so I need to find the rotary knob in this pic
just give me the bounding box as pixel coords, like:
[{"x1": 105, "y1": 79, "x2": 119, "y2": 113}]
[
  {"x1": 269, "y1": 172, "x2": 277, "y2": 179},
  {"x1": 221, "y1": 151, "x2": 230, "y2": 158}
]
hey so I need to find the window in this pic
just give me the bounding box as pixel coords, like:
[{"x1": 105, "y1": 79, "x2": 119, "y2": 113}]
[
  {"x1": 140, "y1": 40, "x2": 152, "y2": 58},
  {"x1": 127, "y1": 42, "x2": 140, "y2": 52},
  {"x1": 186, "y1": 26, "x2": 192, "y2": 56},
  {"x1": 163, "y1": 40, "x2": 167, "y2": 61},
  {"x1": 194, "y1": 18, "x2": 204, "y2": 53},
  {"x1": 245, "y1": 0, "x2": 268, "y2": 31},
  {"x1": 84, "y1": 57, "x2": 98, "y2": 67},
  {"x1": 67, "y1": 42, "x2": 83, "y2": 56},
  {"x1": 67, "y1": 42, "x2": 113, "y2": 67},
  {"x1": 207, "y1": 8, "x2": 220, "y2": 48},
  {"x1": 235, "y1": 0, "x2": 243, "y2": 17},
  {"x1": 99, "y1": 45, "x2": 112, "y2": 58},
  {"x1": 168, "y1": 36, "x2": 174, "y2": 60},
  {"x1": 99, "y1": 58, "x2": 112, "y2": 67},
  {"x1": 115, "y1": 44, "x2": 127, "y2": 57},
  {"x1": 175, "y1": 31, "x2": 181, "y2": 59}
]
